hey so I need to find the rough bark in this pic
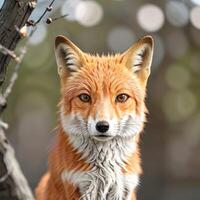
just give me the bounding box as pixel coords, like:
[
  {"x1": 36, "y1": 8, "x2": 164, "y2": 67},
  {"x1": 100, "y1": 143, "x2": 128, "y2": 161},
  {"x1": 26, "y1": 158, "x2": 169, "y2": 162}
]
[
  {"x1": 0, "y1": 0, "x2": 36, "y2": 199},
  {"x1": 0, "y1": 0, "x2": 36, "y2": 85}
]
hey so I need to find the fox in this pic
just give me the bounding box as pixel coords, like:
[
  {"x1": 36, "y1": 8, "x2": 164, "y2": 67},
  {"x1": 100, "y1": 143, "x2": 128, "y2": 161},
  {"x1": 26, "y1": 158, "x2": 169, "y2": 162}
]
[{"x1": 35, "y1": 35, "x2": 154, "y2": 200}]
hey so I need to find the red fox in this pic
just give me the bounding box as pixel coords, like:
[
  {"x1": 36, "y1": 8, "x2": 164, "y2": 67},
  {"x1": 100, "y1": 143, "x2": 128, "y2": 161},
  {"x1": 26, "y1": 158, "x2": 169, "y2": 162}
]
[{"x1": 35, "y1": 35, "x2": 154, "y2": 200}]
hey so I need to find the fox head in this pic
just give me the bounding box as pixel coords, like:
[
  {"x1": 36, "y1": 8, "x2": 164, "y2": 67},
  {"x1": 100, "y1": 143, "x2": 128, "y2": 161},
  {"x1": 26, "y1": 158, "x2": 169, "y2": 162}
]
[{"x1": 55, "y1": 35, "x2": 154, "y2": 142}]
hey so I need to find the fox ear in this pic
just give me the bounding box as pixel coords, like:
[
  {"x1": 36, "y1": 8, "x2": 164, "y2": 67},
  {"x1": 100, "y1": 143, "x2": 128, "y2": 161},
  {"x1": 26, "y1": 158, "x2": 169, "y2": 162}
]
[
  {"x1": 54, "y1": 35, "x2": 85, "y2": 77},
  {"x1": 122, "y1": 35, "x2": 154, "y2": 84}
]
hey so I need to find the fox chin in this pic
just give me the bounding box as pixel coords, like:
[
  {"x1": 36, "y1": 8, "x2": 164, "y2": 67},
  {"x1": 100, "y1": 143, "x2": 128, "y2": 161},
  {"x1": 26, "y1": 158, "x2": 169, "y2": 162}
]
[{"x1": 35, "y1": 35, "x2": 154, "y2": 200}]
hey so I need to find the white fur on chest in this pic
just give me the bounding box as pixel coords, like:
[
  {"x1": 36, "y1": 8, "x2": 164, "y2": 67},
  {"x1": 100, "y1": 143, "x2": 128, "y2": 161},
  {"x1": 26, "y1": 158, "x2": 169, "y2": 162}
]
[
  {"x1": 61, "y1": 137, "x2": 139, "y2": 200},
  {"x1": 61, "y1": 166, "x2": 139, "y2": 200}
]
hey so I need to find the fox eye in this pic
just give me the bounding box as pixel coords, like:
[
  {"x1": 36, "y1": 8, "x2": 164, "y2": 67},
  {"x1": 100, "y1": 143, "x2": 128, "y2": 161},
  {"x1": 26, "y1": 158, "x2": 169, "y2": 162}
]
[
  {"x1": 79, "y1": 93, "x2": 91, "y2": 103},
  {"x1": 115, "y1": 93, "x2": 130, "y2": 103}
]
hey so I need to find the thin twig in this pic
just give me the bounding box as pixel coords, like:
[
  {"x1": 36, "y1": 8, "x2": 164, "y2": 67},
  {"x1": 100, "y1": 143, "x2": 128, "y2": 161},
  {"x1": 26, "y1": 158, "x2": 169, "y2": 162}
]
[
  {"x1": 0, "y1": 44, "x2": 18, "y2": 60},
  {"x1": 34, "y1": 0, "x2": 56, "y2": 25},
  {"x1": 3, "y1": 46, "x2": 27, "y2": 100}
]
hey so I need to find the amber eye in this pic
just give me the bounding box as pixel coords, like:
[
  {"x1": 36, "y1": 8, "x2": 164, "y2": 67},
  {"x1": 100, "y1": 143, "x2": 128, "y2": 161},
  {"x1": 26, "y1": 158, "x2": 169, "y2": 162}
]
[
  {"x1": 115, "y1": 93, "x2": 130, "y2": 103},
  {"x1": 79, "y1": 93, "x2": 91, "y2": 103}
]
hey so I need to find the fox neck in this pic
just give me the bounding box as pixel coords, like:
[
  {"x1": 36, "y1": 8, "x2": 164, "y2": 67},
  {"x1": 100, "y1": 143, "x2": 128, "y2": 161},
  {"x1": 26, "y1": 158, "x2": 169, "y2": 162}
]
[
  {"x1": 51, "y1": 124, "x2": 142, "y2": 199},
  {"x1": 68, "y1": 133, "x2": 138, "y2": 167}
]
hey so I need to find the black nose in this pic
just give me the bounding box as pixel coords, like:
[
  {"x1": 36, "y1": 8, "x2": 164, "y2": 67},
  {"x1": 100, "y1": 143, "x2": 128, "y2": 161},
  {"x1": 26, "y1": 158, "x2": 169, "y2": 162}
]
[{"x1": 96, "y1": 121, "x2": 109, "y2": 133}]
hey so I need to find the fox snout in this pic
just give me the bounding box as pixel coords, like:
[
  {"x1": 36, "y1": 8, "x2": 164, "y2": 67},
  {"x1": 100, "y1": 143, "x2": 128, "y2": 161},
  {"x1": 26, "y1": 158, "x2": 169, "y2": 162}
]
[
  {"x1": 87, "y1": 117, "x2": 117, "y2": 141},
  {"x1": 93, "y1": 120, "x2": 113, "y2": 141},
  {"x1": 95, "y1": 121, "x2": 109, "y2": 133}
]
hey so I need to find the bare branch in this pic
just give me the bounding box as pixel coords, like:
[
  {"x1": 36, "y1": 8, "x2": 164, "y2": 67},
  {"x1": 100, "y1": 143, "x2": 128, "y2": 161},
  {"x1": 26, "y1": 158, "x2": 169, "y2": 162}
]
[
  {"x1": 0, "y1": 0, "x2": 61, "y2": 199},
  {"x1": 0, "y1": 44, "x2": 18, "y2": 61},
  {"x1": 0, "y1": 127, "x2": 34, "y2": 200},
  {"x1": 3, "y1": 46, "x2": 27, "y2": 100}
]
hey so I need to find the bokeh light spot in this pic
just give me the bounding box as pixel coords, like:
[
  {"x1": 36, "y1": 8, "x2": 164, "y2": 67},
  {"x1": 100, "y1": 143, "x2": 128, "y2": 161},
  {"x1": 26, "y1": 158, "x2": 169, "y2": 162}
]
[
  {"x1": 191, "y1": 0, "x2": 200, "y2": 5},
  {"x1": 137, "y1": 4, "x2": 164, "y2": 32},
  {"x1": 166, "y1": 1, "x2": 189, "y2": 27},
  {"x1": 75, "y1": 1, "x2": 103, "y2": 27},
  {"x1": 162, "y1": 90, "x2": 197, "y2": 122},
  {"x1": 107, "y1": 26, "x2": 136, "y2": 52},
  {"x1": 61, "y1": 0, "x2": 80, "y2": 21},
  {"x1": 29, "y1": 24, "x2": 47, "y2": 45},
  {"x1": 165, "y1": 65, "x2": 191, "y2": 90},
  {"x1": 190, "y1": 6, "x2": 200, "y2": 30}
]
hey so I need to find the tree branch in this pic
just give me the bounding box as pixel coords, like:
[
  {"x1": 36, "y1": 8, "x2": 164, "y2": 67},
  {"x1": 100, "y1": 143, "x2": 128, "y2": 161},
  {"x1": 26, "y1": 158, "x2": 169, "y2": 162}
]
[
  {"x1": 0, "y1": 0, "x2": 37, "y2": 199},
  {"x1": 0, "y1": 0, "x2": 36, "y2": 85},
  {"x1": 0, "y1": 0, "x2": 62, "y2": 198},
  {"x1": 0, "y1": 127, "x2": 34, "y2": 200}
]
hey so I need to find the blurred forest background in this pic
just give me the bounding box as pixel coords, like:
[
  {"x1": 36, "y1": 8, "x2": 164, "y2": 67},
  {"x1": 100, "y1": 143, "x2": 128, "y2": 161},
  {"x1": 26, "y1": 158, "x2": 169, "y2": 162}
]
[{"x1": 1, "y1": 0, "x2": 200, "y2": 199}]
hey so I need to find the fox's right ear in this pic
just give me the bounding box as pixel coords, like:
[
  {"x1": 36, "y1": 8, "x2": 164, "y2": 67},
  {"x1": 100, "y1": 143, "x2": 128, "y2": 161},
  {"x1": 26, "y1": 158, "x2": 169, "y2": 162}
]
[{"x1": 54, "y1": 35, "x2": 85, "y2": 77}]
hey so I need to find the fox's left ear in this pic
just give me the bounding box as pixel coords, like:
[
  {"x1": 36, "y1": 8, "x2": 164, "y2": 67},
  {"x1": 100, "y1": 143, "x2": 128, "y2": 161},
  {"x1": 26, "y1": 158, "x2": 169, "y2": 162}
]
[{"x1": 121, "y1": 35, "x2": 154, "y2": 85}]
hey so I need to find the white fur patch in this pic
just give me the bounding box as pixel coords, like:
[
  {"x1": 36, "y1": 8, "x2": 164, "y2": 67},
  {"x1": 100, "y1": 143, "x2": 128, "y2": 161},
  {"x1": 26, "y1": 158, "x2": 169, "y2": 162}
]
[
  {"x1": 63, "y1": 45, "x2": 79, "y2": 72},
  {"x1": 60, "y1": 106, "x2": 88, "y2": 137},
  {"x1": 61, "y1": 169, "x2": 90, "y2": 187},
  {"x1": 60, "y1": 105, "x2": 144, "y2": 199},
  {"x1": 61, "y1": 168, "x2": 139, "y2": 200},
  {"x1": 133, "y1": 45, "x2": 147, "y2": 72},
  {"x1": 60, "y1": 106, "x2": 144, "y2": 139},
  {"x1": 120, "y1": 113, "x2": 145, "y2": 138},
  {"x1": 124, "y1": 173, "x2": 140, "y2": 199}
]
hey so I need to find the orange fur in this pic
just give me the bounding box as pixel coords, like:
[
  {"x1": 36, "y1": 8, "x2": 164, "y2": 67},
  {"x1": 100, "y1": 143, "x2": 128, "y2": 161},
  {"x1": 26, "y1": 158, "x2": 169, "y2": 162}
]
[
  {"x1": 36, "y1": 128, "x2": 142, "y2": 200},
  {"x1": 36, "y1": 35, "x2": 154, "y2": 200}
]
